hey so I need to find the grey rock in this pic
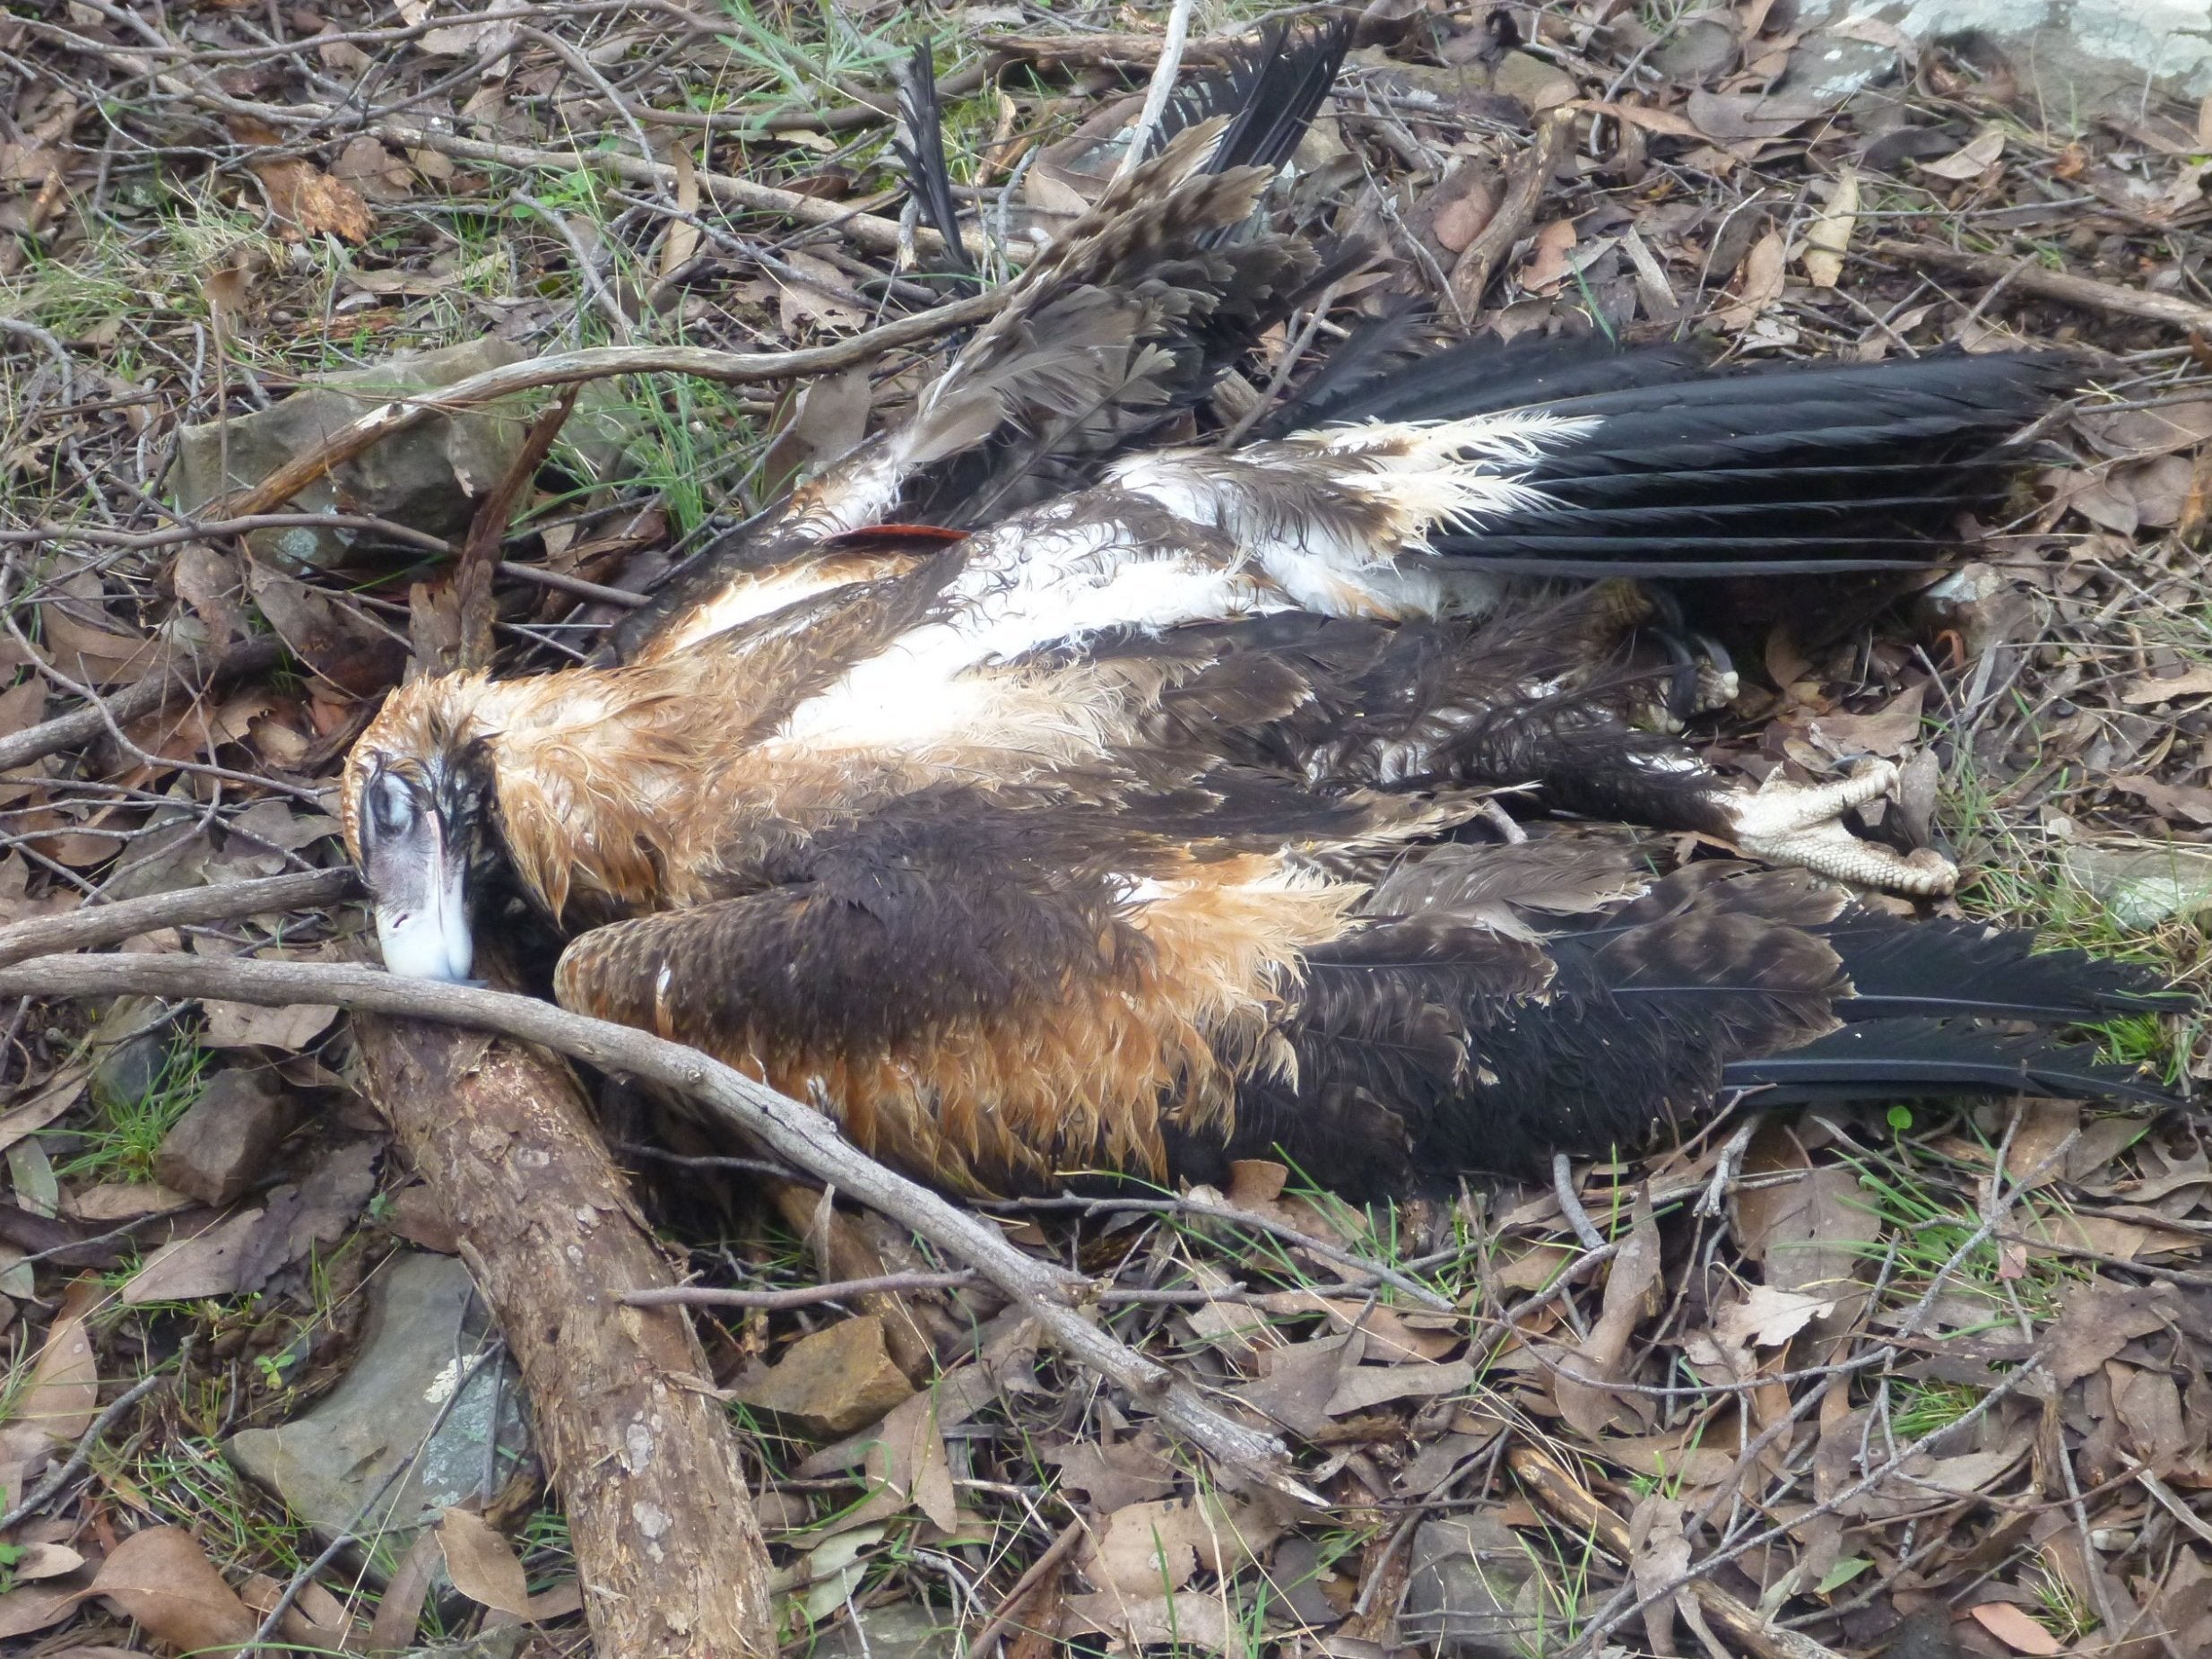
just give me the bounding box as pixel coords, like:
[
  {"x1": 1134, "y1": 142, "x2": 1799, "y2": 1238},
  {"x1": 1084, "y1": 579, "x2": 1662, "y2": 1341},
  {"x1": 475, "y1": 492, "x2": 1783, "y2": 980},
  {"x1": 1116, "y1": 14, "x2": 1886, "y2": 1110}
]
[
  {"x1": 228, "y1": 1251, "x2": 533, "y2": 1578},
  {"x1": 1400, "y1": 1513, "x2": 1557, "y2": 1657},
  {"x1": 88, "y1": 997, "x2": 182, "y2": 1116},
  {"x1": 2065, "y1": 843, "x2": 2212, "y2": 929},
  {"x1": 1787, "y1": 32, "x2": 1908, "y2": 101},
  {"x1": 1652, "y1": 18, "x2": 1741, "y2": 83},
  {"x1": 810, "y1": 1603, "x2": 962, "y2": 1659},
  {"x1": 171, "y1": 338, "x2": 529, "y2": 571},
  {"x1": 153, "y1": 1069, "x2": 295, "y2": 1206},
  {"x1": 1790, "y1": 0, "x2": 2212, "y2": 108}
]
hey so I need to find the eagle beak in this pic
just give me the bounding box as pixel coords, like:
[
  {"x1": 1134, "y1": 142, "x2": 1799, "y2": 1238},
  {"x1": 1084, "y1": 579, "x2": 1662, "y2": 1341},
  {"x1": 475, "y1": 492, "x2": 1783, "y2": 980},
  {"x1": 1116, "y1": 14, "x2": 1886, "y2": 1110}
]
[{"x1": 359, "y1": 767, "x2": 475, "y2": 983}]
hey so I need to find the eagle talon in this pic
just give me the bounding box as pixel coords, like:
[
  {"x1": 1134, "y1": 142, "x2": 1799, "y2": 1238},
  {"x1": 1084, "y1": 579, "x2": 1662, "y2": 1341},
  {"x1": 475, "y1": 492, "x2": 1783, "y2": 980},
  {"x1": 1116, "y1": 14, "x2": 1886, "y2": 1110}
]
[{"x1": 1721, "y1": 760, "x2": 1958, "y2": 896}]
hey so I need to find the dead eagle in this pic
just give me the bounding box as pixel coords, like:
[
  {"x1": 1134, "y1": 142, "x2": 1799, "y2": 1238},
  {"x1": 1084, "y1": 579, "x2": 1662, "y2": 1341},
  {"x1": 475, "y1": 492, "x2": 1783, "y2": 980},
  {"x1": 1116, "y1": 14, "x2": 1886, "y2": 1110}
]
[{"x1": 340, "y1": 25, "x2": 2174, "y2": 1198}]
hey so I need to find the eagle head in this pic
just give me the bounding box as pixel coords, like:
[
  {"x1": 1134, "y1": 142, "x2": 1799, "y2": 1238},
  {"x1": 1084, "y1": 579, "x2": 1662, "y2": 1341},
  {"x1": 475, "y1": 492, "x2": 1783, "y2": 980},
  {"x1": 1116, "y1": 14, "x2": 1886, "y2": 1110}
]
[{"x1": 341, "y1": 677, "x2": 497, "y2": 983}]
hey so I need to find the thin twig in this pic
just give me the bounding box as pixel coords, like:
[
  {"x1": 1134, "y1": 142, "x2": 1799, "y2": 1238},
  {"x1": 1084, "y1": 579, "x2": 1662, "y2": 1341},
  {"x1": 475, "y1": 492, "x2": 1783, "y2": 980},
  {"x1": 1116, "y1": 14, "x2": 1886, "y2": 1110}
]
[
  {"x1": 0, "y1": 867, "x2": 356, "y2": 969},
  {"x1": 0, "y1": 1353, "x2": 180, "y2": 1532},
  {"x1": 1113, "y1": 0, "x2": 1197, "y2": 184},
  {"x1": 967, "y1": 1516, "x2": 1087, "y2": 1656},
  {"x1": 215, "y1": 308, "x2": 1002, "y2": 522}
]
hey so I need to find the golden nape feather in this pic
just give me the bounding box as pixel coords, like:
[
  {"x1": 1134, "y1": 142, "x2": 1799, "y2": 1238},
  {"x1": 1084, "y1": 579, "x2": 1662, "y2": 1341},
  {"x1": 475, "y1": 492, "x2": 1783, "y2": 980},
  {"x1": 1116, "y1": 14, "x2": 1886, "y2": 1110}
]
[{"x1": 340, "y1": 22, "x2": 2173, "y2": 1201}]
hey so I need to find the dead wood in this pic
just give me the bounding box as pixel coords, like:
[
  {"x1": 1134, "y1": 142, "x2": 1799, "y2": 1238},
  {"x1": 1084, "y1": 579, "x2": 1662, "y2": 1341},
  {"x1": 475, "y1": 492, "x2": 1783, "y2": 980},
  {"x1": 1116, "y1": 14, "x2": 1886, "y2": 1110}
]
[
  {"x1": 350, "y1": 992, "x2": 777, "y2": 1658},
  {"x1": 0, "y1": 866, "x2": 357, "y2": 968},
  {"x1": 1876, "y1": 239, "x2": 2212, "y2": 333},
  {"x1": 0, "y1": 950, "x2": 1322, "y2": 1506},
  {"x1": 1448, "y1": 108, "x2": 1578, "y2": 318}
]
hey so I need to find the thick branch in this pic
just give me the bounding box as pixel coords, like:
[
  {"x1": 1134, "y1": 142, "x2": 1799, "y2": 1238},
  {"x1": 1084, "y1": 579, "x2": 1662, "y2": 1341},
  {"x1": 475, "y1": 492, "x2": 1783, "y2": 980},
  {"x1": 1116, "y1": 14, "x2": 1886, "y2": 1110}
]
[
  {"x1": 0, "y1": 952, "x2": 1317, "y2": 1503},
  {"x1": 1874, "y1": 239, "x2": 2212, "y2": 333},
  {"x1": 350, "y1": 1006, "x2": 776, "y2": 1656},
  {"x1": 0, "y1": 867, "x2": 357, "y2": 968}
]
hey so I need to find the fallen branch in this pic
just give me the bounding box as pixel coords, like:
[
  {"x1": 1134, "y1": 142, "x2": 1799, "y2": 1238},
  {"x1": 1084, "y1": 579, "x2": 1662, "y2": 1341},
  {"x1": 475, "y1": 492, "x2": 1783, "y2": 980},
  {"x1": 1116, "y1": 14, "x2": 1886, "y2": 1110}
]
[
  {"x1": 1449, "y1": 107, "x2": 1577, "y2": 317},
  {"x1": 349, "y1": 997, "x2": 776, "y2": 1656},
  {"x1": 217, "y1": 305, "x2": 1000, "y2": 521},
  {"x1": 1873, "y1": 239, "x2": 2212, "y2": 333},
  {"x1": 0, "y1": 951, "x2": 1320, "y2": 1505},
  {"x1": 0, "y1": 636, "x2": 282, "y2": 776},
  {"x1": 1508, "y1": 1444, "x2": 1847, "y2": 1659},
  {"x1": 0, "y1": 867, "x2": 357, "y2": 969}
]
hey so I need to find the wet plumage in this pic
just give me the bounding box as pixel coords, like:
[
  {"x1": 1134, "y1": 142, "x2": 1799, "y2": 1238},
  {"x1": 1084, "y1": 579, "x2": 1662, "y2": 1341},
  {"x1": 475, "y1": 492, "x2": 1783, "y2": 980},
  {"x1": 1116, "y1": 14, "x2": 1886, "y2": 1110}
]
[{"x1": 342, "y1": 25, "x2": 2175, "y2": 1200}]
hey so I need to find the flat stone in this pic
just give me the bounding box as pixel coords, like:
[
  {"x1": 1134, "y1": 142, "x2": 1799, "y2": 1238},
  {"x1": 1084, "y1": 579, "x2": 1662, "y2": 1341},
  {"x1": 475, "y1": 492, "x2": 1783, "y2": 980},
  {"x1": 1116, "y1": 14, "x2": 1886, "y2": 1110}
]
[
  {"x1": 2065, "y1": 844, "x2": 2212, "y2": 929},
  {"x1": 227, "y1": 1251, "x2": 532, "y2": 1580},
  {"x1": 1791, "y1": 0, "x2": 2212, "y2": 108},
  {"x1": 171, "y1": 338, "x2": 529, "y2": 571},
  {"x1": 153, "y1": 1070, "x2": 295, "y2": 1207},
  {"x1": 727, "y1": 1315, "x2": 915, "y2": 1437},
  {"x1": 1400, "y1": 1513, "x2": 1556, "y2": 1656}
]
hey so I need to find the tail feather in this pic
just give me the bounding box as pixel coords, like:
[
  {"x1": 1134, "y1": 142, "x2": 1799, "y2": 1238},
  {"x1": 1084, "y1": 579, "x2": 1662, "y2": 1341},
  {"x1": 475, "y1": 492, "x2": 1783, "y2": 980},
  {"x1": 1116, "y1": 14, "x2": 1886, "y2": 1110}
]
[
  {"x1": 1825, "y1": 917, "x2": 2174, "y2": 1023},
  {"x1": 1722, "y1": 1019, "x2": 2173, "y2": 1108},
  {"x1": 892, "y1": 44, "x2": 978, "y2": 280},
  {"x1": 1187, "y1": 16, "x2": 1353, "y2": 179}
]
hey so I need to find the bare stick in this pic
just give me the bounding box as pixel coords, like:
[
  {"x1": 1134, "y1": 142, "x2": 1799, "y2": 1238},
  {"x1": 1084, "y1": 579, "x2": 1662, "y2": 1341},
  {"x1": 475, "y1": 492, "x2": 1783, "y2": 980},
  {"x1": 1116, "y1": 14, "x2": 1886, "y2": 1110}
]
[
  {"x1": 1873, "y1": 239, "x2": 2212, "y2": 333},
  {"x1": 967, "y1": 1517, "x2": 1087, "y2": 1655},
  {"x1": 216, "y1": 305, "x2": 1000, "y2": 521},
  {"x1": 0, "y1": 867, "x2": 357, "y2": 969},
  {"x1": 376, "y1": 119, "x2": 1002, "y2": 263},
  {"x1": 1113, "y1": 0, "x2": 1198, "y2": 184},
  {"x1": 0, "y1": 951, "x2": 1319, "y2": 1504},
  {"x1": 1448, "y1": 109, "x2": 1576, "y2": 317},
  {"x1": 0, "y1": 636, "x2": 282, "y2": 775}
]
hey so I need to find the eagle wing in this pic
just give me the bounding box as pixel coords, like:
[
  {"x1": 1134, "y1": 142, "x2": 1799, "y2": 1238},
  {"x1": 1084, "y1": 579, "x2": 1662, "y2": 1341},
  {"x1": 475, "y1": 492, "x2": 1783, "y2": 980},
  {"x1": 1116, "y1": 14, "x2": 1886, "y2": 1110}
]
[{"x1": 550, "y1": 774, "x2": 2168, "y2": 1200}]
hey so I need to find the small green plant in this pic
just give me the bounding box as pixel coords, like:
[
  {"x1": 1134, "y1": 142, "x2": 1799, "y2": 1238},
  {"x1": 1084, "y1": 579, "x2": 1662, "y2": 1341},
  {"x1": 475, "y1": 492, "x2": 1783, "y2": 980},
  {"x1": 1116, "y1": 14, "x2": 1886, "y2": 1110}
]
[
  {"x1": 1890, "y1": 1377, "x2": 1985, "y2": 1440},
  {"x1": 55, "y1": 1034, "x2": 212, "y2": 1185}
]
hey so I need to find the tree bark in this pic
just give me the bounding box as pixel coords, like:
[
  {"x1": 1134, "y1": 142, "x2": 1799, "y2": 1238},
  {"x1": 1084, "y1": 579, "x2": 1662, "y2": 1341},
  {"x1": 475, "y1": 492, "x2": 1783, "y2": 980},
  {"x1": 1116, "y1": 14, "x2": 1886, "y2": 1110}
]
[{"x1": 351, "y1": 1014, "x2": 776, "y2": 1657}]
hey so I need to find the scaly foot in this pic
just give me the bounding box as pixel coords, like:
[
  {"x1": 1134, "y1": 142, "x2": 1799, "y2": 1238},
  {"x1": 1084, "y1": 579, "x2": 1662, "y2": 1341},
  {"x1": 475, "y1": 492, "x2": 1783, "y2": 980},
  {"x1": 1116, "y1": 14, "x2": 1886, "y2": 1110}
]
[{"x1": 1719, "y1": 759, "x2": 1956, "y2": 896}]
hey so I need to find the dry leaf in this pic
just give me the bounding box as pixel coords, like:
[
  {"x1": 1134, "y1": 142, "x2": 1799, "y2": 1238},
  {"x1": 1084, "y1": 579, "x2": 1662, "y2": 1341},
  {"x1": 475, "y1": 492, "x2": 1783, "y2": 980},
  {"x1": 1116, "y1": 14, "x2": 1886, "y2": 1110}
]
[
  {"x1": 0, "y1": 1580, "x2": 90, "y2": 1641},
  {"x1": 438, "y1": 1508, "x2": 533, "y2": 1620},
  {"x1": 1084, "y1": 1495, "x2": 1284, "y2": 1596},
  {"x1": 249, "y1": 157, "x2": 376, "y2": 243},
  {"x1": 1967, "y1": 1602, "x2": 2063, "y2": 1655},
  {"x1": 1713, "y1": 228, "x2": 1785, "y2": 330},
  {"x1": 0, "y1": 1068, "x2": 87, "y2": 1157},
  {"x1": 121, "y1": 1209, "x2": 266, "y2": 1304},
  {"x1": 70, "y1": 1182, "x2": 195, "y2": 1222},
  {"x1": 91, "y1": 1525, "x2": 257, "y2": 1654},
  {"x1": 1802, "y1": 166, "x2": 1857, "y2": 288},
  {"x1": 1324, "y1": 1356, "x2": 1475, "y2": 1416},
  {"x1": 0, "y1": 1307, "x2": 97, "y2": 1447},
  {"x1": 2121, "y1": 664, "x2": 2212, "y2": 703},
  {"x1": 1918, "y1": 127, "x2": 2005, "y2": 181},
  {"x1": 1428, "y1": 162, "x2": 1503, "y2": 254},
  {"x1": 2115, "y1": 775, "x2": 2212, "y2": 825},
  {"x1": 1553, "y1": 1189, "x2": 1662, "y2": 1437},
  {"x1": 1518, "y1": 220, "x2": 1578, "y2": 293},
  {"x1": 201, "y1": 998, "x2": 338, "y2": 1051},
  {"x1": 1066, "y1": 1589, "x2": 1246, "y2": 1656},
  {"x1": 1807, "y1": 683, "x2": 1925, "y2": 759},
  {"x1": 661, "y1": 143, "x2": 701, "y2": 279}
]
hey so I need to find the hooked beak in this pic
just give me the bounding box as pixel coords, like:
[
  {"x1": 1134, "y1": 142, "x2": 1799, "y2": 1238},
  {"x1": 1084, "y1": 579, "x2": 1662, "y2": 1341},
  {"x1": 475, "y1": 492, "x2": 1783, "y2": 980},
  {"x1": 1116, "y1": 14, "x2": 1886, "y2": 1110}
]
[
  {"x1": 374, "y1": 854, "x2": 474, "y2": 983},
  {"x1": 359, "y1": 764, "x2": 476, "y2": 983}
]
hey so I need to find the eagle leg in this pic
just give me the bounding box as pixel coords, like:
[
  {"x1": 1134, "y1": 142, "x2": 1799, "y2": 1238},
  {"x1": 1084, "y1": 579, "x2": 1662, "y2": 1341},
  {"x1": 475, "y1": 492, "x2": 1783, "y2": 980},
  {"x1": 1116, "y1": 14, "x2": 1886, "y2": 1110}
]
[{"x1": 1722, "y1": 759, "x2": 1956, "y2": 895}]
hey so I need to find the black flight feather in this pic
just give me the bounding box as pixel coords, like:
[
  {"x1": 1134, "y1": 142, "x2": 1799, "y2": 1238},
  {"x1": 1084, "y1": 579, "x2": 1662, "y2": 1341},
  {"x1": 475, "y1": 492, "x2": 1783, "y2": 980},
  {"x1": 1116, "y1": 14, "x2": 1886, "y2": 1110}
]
[
  {"x1": 892, "y1": 43, "x2": 977, "y2": 280},
  {"x1": 1824, "y1": 917, "x2": 2176, "y2": 1022},
  {"x1": 1722, "y1": 1019, "x2": 2173, "y2": 1108}
]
